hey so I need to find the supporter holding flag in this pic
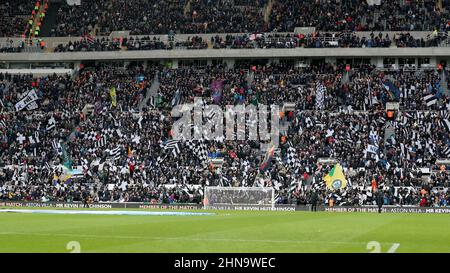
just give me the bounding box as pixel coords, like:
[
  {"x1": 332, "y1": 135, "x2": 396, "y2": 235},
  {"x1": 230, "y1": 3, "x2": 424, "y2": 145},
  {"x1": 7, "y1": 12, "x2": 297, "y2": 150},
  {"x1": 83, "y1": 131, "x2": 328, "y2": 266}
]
[
  {"x1": 259, "y1": 145, "x2": 275, "y2": 173},
  {"x1": 109, "y1": 86, "x2": 117, "y2": 108},
  {"x1": 323, "y1": 163, "x2": 347, "y2": 190}
]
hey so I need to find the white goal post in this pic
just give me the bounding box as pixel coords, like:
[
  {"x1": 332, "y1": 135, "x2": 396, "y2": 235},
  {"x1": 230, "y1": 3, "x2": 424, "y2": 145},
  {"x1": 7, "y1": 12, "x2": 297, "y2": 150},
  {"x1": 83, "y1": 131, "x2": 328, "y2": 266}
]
[{"x1": 203, "y1": 187, "x2": 275, "y2": 210}]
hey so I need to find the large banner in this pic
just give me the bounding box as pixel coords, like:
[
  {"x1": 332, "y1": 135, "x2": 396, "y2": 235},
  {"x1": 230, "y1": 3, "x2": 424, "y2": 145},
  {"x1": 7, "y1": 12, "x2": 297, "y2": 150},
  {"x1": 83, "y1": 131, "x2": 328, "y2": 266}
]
[
  {"x1": 0, "y1": 201, "x2": 293, "y2": 211},
  {"x1": 205, "y1": 204, "x2": 296, "y2": 211},
  {"x1": 321, "y1": 206, "x2": 450, "y2": 214},
  {"x1": 0, "y1": 201, "x2": 203, "y2": 210},
  {"x1": 1, "y1": 201, "x2": 450, "y2": 214},
  {"x1": 15, "y1": 90, "x2": 39, "y2": 111}
]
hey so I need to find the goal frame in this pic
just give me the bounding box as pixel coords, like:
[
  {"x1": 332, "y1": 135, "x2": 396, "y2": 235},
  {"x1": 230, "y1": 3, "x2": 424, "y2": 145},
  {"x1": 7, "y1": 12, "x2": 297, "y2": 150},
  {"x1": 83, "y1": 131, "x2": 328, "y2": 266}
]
[{"x1": 203, "y1": 186, "x2": 275, "y2": 210}]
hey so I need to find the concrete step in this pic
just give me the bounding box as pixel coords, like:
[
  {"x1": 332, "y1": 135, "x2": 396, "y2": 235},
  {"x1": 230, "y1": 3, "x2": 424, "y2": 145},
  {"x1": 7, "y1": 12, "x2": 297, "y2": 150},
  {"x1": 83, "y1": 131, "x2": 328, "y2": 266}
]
[
  {"x1": 139, "y1": 73, "x2": 160, "y2": 111},
  {"x1": 441, "y1": 71, "x2": 449, "y2": 95},
  {"x1": 246, "y1": 71, "x2": 254, "y2": 87}
]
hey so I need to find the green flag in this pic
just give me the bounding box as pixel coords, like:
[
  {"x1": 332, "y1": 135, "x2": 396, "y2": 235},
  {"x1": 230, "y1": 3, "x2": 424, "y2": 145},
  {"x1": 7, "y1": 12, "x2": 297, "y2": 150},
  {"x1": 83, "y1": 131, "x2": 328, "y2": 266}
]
[{"x1": 61, "y1": 143, "x2": 72, "y2": 170}]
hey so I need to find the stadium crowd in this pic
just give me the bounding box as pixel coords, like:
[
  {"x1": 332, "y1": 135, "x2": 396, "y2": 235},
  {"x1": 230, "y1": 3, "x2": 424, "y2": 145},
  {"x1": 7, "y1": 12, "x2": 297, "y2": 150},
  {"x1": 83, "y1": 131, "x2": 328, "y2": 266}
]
[
  {"x1": 0, "y1": 0, "x2": 35, "y2": 37},
  {"x1": 53, "y1": 36, "x2": 209, "y2": 52},
  {"x1": 43, "y1": 0, "x2": 450, "y2": 37},
  {"x1": 48, "y1": 0, "x2": 266, "y2": 37},
  {"x1": 1, "y1": 62, "x2": 450, "y2": 207},
  {"x1": 47, "y1": 31, "x2": 450, "y2": 54},
  {"x1": 2, "y1": 0, "x2": 449, "y2": 38},
  {"x1": 269, "y1": 0, "x2": 450, "y2": 32}
]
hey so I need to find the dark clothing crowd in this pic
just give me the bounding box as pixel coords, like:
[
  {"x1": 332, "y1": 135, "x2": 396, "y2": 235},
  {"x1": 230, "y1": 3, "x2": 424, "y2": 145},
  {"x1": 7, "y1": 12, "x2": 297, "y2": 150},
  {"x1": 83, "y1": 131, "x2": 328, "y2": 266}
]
[{"x1": 1, "y1": 62, "x2": 450, "y2": 207}]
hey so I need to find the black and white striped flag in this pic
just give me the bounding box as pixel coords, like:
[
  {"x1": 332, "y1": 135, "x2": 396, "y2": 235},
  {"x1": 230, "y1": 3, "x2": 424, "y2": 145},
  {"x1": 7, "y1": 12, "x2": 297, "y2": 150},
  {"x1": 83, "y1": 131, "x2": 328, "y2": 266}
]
[
  {"x1": 162, "y1": 140, "x2": 181, "y2": 157},
  {"x1": 439, "y1": 110, "x2": 449, "y2": 119},
  {"x1": 156, "y1": 154, "x2": 168, "y2": 165},
  {"x1": 52, "y1": 140, "x2": 63, "y2": 155},
  {"x1": 441, "y1": 118, "x2": 450, "y2": 132},
  {"x1": 311, "y1": 178, "x2": 325, "y2": 191},
  {"x1": 148, "y1": 96, "x2": 155, "y2": 108},
  {"x1": 95, "y1": 136, "x2": 107, "y2": 148},
  {"x1": 443, "y1": 147, "x2": 450, "y2": 158},
  {"x1": 288, "y1": 179, "x2": 299, "y2": 192},
  {"x1": 423, "y1": 94, "x2": 437, "y2": 107},
  {"x1": 28, "y1": 132, "x2": 40, "y2": 144},
  {"x1": 108, "y1": 146, "x2": 121, "y2": 161},
  {"x1": 46, "y1": 116, "x2": 56, "y2": 131}
]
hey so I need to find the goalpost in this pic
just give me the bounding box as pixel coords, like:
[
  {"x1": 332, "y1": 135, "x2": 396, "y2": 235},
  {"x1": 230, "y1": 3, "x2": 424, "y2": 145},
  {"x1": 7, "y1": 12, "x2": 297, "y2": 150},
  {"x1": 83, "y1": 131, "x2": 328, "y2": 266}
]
[{"x1": 203, "y1": 187, "x2": 275, "y2": 210}]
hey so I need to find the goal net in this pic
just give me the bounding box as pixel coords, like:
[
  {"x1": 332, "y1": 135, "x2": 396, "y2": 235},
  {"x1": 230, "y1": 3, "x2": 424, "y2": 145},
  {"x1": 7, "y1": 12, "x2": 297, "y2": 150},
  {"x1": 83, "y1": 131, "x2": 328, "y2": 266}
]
[{"x1": 203, "y1": 187, "x2": 275, "y2": 210}]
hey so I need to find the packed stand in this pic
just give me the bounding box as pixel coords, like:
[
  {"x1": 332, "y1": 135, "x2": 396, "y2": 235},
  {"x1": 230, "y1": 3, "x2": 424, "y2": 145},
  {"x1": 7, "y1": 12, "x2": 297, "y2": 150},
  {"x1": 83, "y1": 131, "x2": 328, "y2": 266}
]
[
  {"x1": 54, "y1": 37, "x2": 122, "y2": 52},
  {"x1": 41, "y1": 0, "x2": 450, "y2": 37},
  {"x1": 53, "y1": 36, "x2": 209, "y2": 52},
  {"x1": 50, "y1": 0, "x2": 103, "y2": 37},
  {"x1": 49, "y1": 31, "x2": 450, "y2": 53},
  {"x1": 49, "y1": 0, "x2": 267, "y2": 36},
  {"x1": 269, "y1": 0, "x2": 450, "y2": 32},
  {"x1": 1, "y1": 63, "x2": 450, "y2": 207},
  {"x1": 0, "y1": 0, "x2": 36, "y2": 37}
]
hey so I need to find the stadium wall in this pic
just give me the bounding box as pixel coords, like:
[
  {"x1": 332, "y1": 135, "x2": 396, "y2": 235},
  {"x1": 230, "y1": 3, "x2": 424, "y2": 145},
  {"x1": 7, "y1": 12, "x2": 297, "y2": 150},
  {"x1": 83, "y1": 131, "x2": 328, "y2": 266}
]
[
  {"x1": 0, "y1": 31, "x2": 439, "y2": 48},
  {"x1": 1, "y1": 201, "x2": 450, "y2": 214},
  {"x1": 1, "y1": 48, "x2": 450, "y2": 62}
]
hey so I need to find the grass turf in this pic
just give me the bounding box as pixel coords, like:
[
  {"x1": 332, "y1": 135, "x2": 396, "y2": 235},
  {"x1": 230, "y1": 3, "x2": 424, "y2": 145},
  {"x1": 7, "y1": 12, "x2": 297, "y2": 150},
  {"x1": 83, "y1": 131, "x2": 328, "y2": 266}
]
[{"x1": 0, "y1": 209, "x2": 449, "y2": 253}]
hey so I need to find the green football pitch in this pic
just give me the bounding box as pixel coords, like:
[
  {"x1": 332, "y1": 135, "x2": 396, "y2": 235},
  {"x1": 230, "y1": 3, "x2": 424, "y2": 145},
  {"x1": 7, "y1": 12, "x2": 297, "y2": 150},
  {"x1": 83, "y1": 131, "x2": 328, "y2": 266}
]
[{"x1": 0, "y1": 209, "x2": 449, "y2": 253}]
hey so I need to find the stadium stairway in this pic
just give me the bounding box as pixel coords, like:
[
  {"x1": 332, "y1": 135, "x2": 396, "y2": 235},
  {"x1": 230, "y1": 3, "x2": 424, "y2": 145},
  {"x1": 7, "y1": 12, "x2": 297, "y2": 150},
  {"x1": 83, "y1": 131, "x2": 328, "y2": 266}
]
[
  {"x1": 40, "y1": 2, "x2": 61, "y2": 37},
  {"x1": 139, "y1": 73, "x2": 160, "y2": 111},
  {"x1": 246, "y1": 70, "x2": 255, "y2": 87},
  {"x1": 441, "y1": 70, "x2": 449, "y2": 95},
  {"x1": 384, "y1": 123, "x2": 395, "y2": 154}
]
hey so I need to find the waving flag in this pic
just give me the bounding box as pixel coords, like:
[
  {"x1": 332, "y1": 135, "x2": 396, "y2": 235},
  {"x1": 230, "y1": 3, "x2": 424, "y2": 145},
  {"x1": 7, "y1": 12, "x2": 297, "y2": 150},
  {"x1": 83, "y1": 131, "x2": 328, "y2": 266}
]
[
  {"x1": 323, "y1": 163, "x2": 347, "y2": 190},
  {"x1": 315, "y1": 81, "x2": 325, "y2": 109},
  {"x1": 109, "y1": 87, "x2": 117, "y2": 108},
  {"x1": 259, "y1": 145, "x2": 275, "y2": 172},
  {"x1": 61, "y1": 143, "x2": 72, "y2": 170},
  {"x1": 162, "y1": 140, "x2": 181, "y2": 157},
  {"x1": 46, "y1": 115, "x2": 56, "y2": 131},
  {"x1": 211, "y1": 79, "x2": 223, "y2": 104},
  {"x1": 171, "y1": 89, "x2": 182, "y2": 107},
  {"x1": 382, "y1": 80, "x2": 400, "y2": 101},
  {"x1": 286, "y1": 143, "x2": 299, "y2": 173},
  {"x1": 108, "y1": 146, "x2": 121, "y2": 161},
  {"x1": 185, "y1": 139, "x2": 209, "y2": 164},
  {"x1": 423, "y1": 94, "x2": 437, "y2": 107},
  {"x1": 84, "y1": 34, "x2": 95, "y2": 45}
]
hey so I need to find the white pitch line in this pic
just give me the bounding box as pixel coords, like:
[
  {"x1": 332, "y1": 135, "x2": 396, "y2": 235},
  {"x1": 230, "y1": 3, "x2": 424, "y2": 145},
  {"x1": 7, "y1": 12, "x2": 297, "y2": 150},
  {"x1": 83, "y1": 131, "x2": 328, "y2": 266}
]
[{"x1": 0, "y1": 231, "x2": 395, "y2": 246}]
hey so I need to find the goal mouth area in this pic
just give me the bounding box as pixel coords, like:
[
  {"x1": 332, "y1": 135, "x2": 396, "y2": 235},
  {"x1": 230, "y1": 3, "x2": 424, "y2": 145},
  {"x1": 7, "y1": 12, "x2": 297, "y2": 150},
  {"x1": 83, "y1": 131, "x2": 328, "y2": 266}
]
[{"x1": 203, "y1": 186, "x2": 276, "y2": 210}]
